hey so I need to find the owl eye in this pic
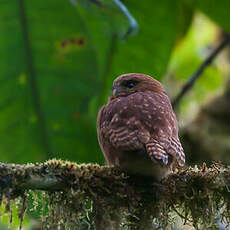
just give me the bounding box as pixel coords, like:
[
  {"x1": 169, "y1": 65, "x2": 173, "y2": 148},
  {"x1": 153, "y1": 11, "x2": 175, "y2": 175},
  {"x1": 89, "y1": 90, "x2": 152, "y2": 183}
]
[{"x1": 124, "y1": 80, "x2": 137, "y2": 88}]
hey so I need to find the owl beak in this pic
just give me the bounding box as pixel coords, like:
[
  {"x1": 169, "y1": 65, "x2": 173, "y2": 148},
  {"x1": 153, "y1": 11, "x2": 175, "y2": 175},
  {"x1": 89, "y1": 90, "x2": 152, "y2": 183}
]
[
  {"x1": 111, "y1": 86, "x2": 124, "y2": 99},
  {"x1": 112, "y1": 88, "x2": 118, "y2": 97}
]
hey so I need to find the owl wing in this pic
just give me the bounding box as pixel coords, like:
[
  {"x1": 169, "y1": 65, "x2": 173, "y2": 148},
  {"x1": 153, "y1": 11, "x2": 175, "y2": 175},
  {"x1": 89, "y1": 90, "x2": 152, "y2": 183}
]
[
  {"x1": 98, "y1": 104, "x2": 150, "y2": 152},
  {"x1": 137, "y1": 92, "x2": 185, "y2": 167}
]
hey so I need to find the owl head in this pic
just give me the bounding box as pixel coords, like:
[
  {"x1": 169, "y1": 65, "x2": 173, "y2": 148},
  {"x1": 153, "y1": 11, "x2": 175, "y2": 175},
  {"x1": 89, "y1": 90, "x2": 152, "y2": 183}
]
[{"x1": 110, "y1": 73, "x2": 165, "y2": 100}]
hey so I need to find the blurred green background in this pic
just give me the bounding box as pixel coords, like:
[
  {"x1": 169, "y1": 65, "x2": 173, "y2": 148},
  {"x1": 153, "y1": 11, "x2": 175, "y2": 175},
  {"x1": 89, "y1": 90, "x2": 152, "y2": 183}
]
[
  {"x1": 0, "y1": 0, "x2": 229, "y2": 165},
  {"x1": 0, "y1": 0, "x2": 228, "y2": 165},
  {"x1": 1, "y1": 0, "x2": 230, "y2": 229}
]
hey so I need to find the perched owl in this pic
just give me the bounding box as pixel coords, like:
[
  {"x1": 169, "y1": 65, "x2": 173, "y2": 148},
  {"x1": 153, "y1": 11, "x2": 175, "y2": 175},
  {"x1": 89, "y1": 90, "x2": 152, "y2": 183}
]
[{"x1": 97, "y1": 73, "x2": 185, "y2": 180}]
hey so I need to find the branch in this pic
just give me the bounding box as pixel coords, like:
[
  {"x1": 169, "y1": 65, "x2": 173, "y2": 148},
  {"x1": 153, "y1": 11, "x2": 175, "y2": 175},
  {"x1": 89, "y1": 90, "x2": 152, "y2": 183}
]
[
  {"x1": 172, "y1": 33, "x2": 230, "y2": 108},
  {"x1": 0, "y1": 160, "x2": 230, "y2": 229}
]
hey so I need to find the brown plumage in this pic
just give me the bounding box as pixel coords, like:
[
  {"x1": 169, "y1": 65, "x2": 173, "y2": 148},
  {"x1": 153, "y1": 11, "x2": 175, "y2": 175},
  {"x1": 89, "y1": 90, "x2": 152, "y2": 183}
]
[{"x1": 97, "y1": 73, "x2": 185, "y2": 180}]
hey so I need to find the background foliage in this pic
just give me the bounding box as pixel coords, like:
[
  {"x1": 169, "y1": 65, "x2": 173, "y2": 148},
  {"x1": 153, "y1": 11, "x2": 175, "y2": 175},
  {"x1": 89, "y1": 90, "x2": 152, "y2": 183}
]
[
  {"x1": 0, "y1": 0, "x2": 230, "y2": 228},
  {"x1": 0, "y1": 0, "x2": 228, "y2": 165}
]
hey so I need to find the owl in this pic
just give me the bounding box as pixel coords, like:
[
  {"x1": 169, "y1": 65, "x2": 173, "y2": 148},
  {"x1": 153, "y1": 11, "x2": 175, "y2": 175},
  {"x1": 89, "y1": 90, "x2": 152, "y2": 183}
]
[{"x1": 97, "y1": 73, "x2": 185, "y2": 180}]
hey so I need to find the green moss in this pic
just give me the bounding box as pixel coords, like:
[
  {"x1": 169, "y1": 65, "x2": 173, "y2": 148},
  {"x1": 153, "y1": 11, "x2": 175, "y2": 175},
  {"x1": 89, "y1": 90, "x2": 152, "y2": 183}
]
[{"x1": 0, "y1": 160, "x2": 229, "y2": 229}]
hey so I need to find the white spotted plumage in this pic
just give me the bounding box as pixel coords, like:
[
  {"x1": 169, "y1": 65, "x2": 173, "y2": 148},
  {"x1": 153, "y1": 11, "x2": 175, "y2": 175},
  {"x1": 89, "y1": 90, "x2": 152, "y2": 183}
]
[{"x1": 97, "y1": 73, "x2": 185, "y2": 180}]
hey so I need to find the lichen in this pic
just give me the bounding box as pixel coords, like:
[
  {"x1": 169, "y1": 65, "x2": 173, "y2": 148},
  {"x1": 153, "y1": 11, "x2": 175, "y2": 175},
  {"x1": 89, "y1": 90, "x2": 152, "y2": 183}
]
[{"x1": 0, "y1": 160, "x2": 230, "y2": 229}]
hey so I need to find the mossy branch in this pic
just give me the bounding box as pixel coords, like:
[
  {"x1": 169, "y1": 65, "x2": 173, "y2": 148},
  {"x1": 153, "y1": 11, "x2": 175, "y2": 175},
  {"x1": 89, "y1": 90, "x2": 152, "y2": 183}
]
[{"x1": 0, "y1": 160, "x2": 230, "y2": 229}]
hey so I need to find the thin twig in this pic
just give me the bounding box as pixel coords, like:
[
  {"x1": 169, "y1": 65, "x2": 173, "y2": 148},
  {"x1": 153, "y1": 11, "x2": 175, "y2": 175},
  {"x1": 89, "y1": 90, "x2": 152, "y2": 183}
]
[
  {"x1": 172, "y1": 34, "x2": 230, "y2": 108},
  {"x1": 72, "y1": 0, "x2": 138, "y2": 39},
  {"x1": 111, "y1": 0, "x2": 139, "y2": 38},
  {"x1": 171, "y1": 203, "x2": 187, "y2": 221}
]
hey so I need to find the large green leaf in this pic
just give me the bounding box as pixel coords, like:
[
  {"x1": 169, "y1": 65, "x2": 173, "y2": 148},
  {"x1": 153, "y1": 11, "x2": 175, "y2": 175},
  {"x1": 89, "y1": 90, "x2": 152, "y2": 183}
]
[
  {"x1": 184, "y1": 0, "x2": 230, "y2": 32},
  {"x1": 0, "y1": 0, "x2": 101, "y2": 163},
  {"x1": 78, "y1": 0, "x2": 191, "y2": 104},
  {"x1": 0, "y1": 0, "x2": 193, "y2": 164},
  {"x1": 109, "y1": 0, "x2": 183, "y2": 79},
  {"x1": 106, "y1": 0, "x2": 193, "y2": 102}
]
